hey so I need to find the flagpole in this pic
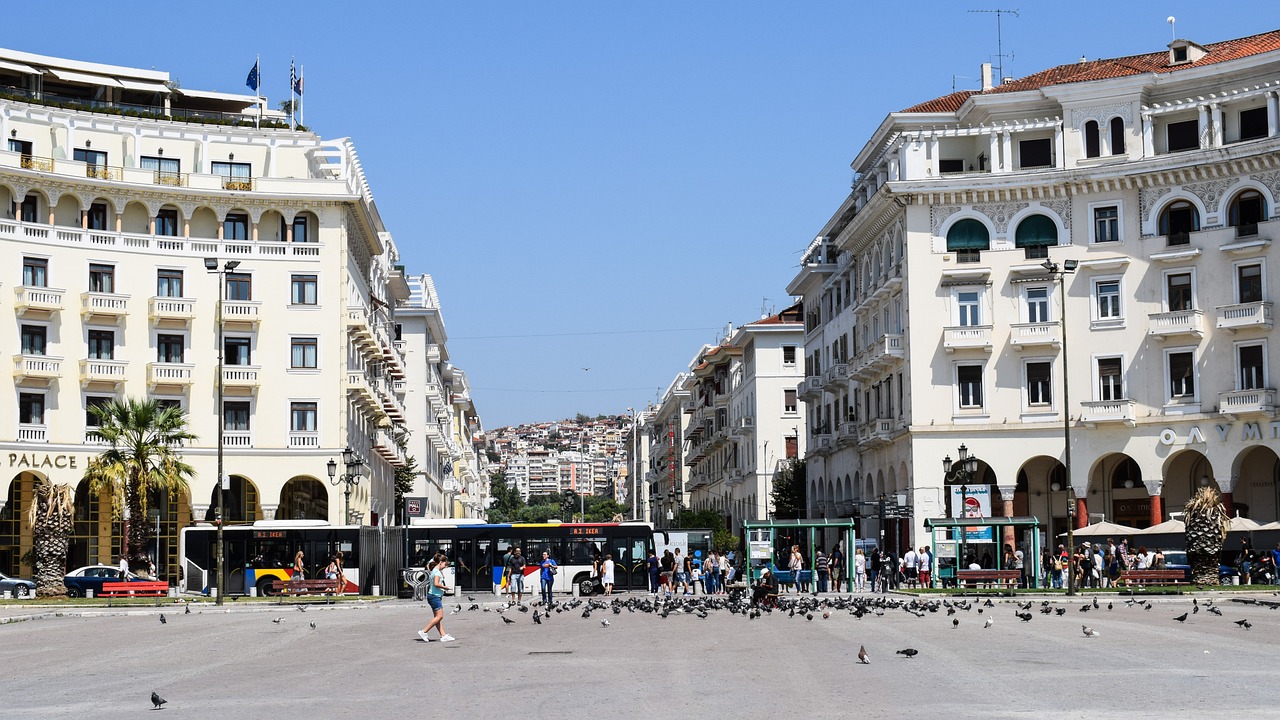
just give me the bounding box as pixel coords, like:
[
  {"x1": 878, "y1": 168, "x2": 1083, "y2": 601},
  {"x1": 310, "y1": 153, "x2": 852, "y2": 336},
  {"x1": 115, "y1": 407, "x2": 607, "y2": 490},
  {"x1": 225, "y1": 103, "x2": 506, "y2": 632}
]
[
  {"x1": 289, "y1": 58, "x2": 296, "y2": 132},
  {"x1": 255, "y1": 54, "x2": 262, "y2": 130},
  {"x1": 299, "y1": 65, "x2": 305, "y2": 128}
]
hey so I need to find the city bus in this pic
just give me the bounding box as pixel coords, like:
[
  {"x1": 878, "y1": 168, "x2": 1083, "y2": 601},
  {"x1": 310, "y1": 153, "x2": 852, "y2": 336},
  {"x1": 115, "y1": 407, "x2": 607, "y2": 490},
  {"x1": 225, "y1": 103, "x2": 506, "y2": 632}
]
[
  {"x1": 401, "y1": 520, "x2": 659, "y2": 598},
  {"x1": 179, "y1": 521, "x2": 363, "y2": 596}
]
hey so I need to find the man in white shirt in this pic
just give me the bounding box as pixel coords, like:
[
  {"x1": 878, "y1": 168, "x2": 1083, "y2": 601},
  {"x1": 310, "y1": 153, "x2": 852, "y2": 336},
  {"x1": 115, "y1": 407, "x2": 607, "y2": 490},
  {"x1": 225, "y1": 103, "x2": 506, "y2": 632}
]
[{"x1": 903, "y1": 548, "x2": 919, "y2": 588}]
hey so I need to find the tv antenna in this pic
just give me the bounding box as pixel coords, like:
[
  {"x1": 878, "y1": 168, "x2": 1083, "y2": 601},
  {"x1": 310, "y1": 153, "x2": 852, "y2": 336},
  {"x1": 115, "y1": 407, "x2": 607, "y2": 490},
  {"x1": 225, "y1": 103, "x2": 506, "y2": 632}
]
[
  {"x1": 1167, "y1": 16, "x2": 1176, "y2": 41},
  {"x1": 969, "y1": 8, "x2": 1019, "y2": 84}
]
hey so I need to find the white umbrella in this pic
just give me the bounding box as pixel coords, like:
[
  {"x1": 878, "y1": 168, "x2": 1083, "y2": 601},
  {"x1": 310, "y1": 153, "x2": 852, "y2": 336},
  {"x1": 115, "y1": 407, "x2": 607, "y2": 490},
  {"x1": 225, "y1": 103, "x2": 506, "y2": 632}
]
[
  {"x1": 1059, "y1": 520, "x2": 1142, "y2": 538},
  {"x1": 1254, "y1": 521, "x2": 1280, "y2": 531},
  {"x1": 1228, "y1": 516, "x2": 1263, "y2": 533},
  {"x1": 1137, "y1": 518, "x2": 1185, "y2": 535}
]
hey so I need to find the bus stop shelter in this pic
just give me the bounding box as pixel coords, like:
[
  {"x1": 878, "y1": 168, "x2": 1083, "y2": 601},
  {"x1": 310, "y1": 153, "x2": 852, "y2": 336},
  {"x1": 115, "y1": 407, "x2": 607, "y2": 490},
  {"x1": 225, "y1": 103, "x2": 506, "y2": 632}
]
[
  {"x1": 741, "y1": 518, "x2": 857, "y2": 592},
  {"x1": 923, "y1": 516, "x2": 1043, "y2": 589}
]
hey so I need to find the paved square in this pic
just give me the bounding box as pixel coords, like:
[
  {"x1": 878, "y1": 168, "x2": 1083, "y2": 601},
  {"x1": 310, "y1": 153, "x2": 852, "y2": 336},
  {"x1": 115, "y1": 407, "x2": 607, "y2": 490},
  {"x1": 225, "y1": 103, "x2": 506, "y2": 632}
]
[{"x1": 2, "y1": 594, "x2": 1277, "y2": 718}]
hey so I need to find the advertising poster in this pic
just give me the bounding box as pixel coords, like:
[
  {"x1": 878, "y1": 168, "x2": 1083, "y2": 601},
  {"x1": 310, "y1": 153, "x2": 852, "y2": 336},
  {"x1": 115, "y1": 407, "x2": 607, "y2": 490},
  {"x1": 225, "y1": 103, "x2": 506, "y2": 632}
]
[{"x1": 949, "y1": 484, "x2": 993, "y2": 542}]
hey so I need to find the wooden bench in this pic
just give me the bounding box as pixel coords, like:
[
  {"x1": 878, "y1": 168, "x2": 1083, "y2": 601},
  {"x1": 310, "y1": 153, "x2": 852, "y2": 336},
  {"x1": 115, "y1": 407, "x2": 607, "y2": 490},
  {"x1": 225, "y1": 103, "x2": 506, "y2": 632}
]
[
  {"x1": 271, "y1": 578, "x2": 342, "y2": 596},
  {"x1": 1120, "y1": 570, "x2": 1186, "y2": 586},
  {"x1": 99, "y1": 581, "x2": 169, "y2": 597},
  {"x1": 956, "y1": 569, "x2": 1021, "y2": 589}
]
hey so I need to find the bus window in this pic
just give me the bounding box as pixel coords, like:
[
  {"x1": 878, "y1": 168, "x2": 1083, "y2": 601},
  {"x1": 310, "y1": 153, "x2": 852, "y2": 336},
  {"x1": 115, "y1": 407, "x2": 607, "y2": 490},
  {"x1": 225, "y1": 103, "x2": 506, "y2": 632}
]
[
  {"x1": 409, "y1": 541, "x2": 434, "y2": 568},
  {"x1": 566, "y1": 541, "x2": 598, "y2": 566}
]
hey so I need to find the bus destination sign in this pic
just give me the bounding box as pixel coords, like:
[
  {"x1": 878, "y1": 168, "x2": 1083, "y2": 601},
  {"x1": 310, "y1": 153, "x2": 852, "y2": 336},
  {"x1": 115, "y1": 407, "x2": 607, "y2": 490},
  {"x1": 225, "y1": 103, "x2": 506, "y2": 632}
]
[
  {"x1": 569, "y1": 527, "x2": 602, "y2": 536},
  {"x1": 253, "y1": 531, "x2": 286, "y2": 539}
]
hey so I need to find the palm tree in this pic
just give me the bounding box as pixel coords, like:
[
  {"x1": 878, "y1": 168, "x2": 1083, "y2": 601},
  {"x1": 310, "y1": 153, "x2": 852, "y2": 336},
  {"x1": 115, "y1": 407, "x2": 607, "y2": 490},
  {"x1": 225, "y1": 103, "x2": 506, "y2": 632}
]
[
  {"x1": 83, "y1": 398, "x2": 196, "y2": 568},
  {"x1": 28, "y1": 477, "x2": 73, "y2": 597},
  {"x1": 1184, "y1": 486, "x2": 1229, "y2": 585}
]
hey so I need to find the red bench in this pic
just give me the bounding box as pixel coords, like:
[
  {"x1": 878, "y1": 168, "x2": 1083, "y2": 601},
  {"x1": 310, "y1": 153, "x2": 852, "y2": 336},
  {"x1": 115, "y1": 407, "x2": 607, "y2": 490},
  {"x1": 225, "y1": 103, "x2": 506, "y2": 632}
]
[
  {"x1": 270, "y1": 578, "x2": 342, "y2": 596},
  {"x1": 99, "y1": 581, "x2": 169, "y2": 597},
  {"x1": 1120, "y1": 570, "x2": 1186, "y2": 586},
  {"x1": 956, "y1": 569, "x2": 1020, "y2": 589}
]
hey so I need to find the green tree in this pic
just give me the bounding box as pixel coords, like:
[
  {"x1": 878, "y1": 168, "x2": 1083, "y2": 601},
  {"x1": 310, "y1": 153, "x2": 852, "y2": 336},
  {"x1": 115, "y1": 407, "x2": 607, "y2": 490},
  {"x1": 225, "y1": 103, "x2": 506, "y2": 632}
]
[
  {"x1": 394, "y1": 456, "x2": 417, "y2": 521},
  {"x1": 771, "y1": 458, "x2": 807, "y2": 520},
  {"x1": 83, "y1": 398, "x2": 196, "y2": 567},
  {"x1": 677, "y1": 508, "x2": 738, "y2": 552},
  {"x1": 487, "y1": 471, "x2": 524, "y2": 523}
]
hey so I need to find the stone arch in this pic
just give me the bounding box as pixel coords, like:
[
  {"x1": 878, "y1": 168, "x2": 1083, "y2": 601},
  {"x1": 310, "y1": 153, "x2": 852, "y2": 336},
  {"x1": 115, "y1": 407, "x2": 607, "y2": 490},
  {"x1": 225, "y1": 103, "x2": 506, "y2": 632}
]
[
  {"x1": 1159, "y1": 449, "x2": 1216, "y2": 519},
  {"x1": 1221, "y1": 180, "x2": 1274, "y2": 228},
  {"x1": 260, "y1": 209, "x2": 286, "y2": 242},
  {"x1": 279, "y1": 476, "x2": 329, "y2": 520},
  {"x1": 70, "y1": 477, "x2": 117, "y2": 570},
  {"x1": 1009, "y1": 204, "x2": 1068, "y2": 246},
  {"x1": 0, "y1": 471, "x2": 46, "y2": 576},
  {"x1": 121, "y1": 200, "x2": 151, "y2": 235},
  {"x1": 1145, "y1": 191, "x2": 1206, "y2": 236},
  {"x1": 189, "y1": 206, "x2": 220, "y2": 239},
  {"x1": 1229, "y1": 445, "x2": 1280, "y2": 522},
  {"x1": 940, "y1": 212, "x2": 994, "y2": 253},
  {"x1": 205, "y1": 475, "x2": 262, "y2": 524}
]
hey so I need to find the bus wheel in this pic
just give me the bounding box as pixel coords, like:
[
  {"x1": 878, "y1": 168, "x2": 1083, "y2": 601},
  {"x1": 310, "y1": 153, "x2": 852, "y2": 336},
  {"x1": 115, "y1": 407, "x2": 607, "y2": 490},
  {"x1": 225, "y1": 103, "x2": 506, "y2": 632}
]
[
  {"x1": 578, "y1": 577, "x2": 595, "y2": 597},
  {"x1": 257, "y1": 579, "x2": 278, "y2": 597}
]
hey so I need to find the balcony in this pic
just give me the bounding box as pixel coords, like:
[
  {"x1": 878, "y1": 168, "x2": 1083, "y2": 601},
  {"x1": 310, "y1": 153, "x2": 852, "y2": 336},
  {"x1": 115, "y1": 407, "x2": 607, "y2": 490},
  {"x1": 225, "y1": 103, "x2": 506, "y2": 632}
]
[
  {"x1": 149, "y1": 297, "x2": 196, "y2": 324},
  {"x1": 1079, "y1": 399, "x2": 1137, "y2": 427},
  {"x1": 1147, "y1": 309, "x2": 1204, "y2": 339},
  {"x1": 14, "y1": 286, "x2": 65, "y2": 316},
  {"x1": 1009, "y1": 322, "x2": 1060, "y2": 350},
  {"x1": 797, "y1": 376, "x2": 823, "y2": 401},
  {"x1": 731, "y1": 416, "x2": 755, "y2": 438},
  {"x1": 812, "y1": 434, "x2": 834, "y2": 456},
  {"x1": 84, "y1": 430, "x2": 110, "y2": 446},
  {"x1": 220, "y1": 300, "x2": 261, "y2": 327},
  {"x1": 79, "y1": 292, "x2": 130, "y2": 322},
  {"x1": 347, "y1": 372, "x2": 379, "y2": 408},
  {"x1": 824, "y1": 363, "x2": 847, "y2": 390},
  {"x1": 222, "y1": 365, "x2": 261, "y2": 389},
  {"x1": 1216, "y1": 302, "x2": 1273, "y2": 332},
  {"x1": 17, "y1": 424, "x2": 47, "y2": 443},
  {"x1": 13, "y1": 354, "x2": 62, "y2": 383},
  {"x1": 837, "y1": 422, "x2": 859, "y2": 447},
  {"x1": 289, "y1": 432, "x2": 320, "y2": 449},
  {"x1": 426, "y1": 343, "x2": 442, "y2": 364},
  {"x1": 79, "y1": 359, "x2": 127, "y2": 386},
  {"x1": 857, "y1": 419, "x2": 895, "y2": 449},
  {"x1": 1219, "y1": 388, "x2": 1276, "y2": 418},
  {"x1": 223, "y1": 431, "x2": 253, "y2": 448},
  {"x1": 943, "y1": 325, "x2": 993, "y2": 353},
  {"x1": 147, "y1": 362, "x2": 194, "y2": 387}
]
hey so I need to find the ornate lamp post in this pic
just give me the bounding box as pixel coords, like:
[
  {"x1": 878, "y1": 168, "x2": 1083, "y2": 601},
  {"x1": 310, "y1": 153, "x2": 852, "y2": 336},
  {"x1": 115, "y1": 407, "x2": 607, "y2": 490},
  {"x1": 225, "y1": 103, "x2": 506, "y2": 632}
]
[
  {"x1": 204, "y1": 257, "x2": 240, "y2": 605},
  {"x1": 943, "y1": 443, "x2": 981, "y2": 571},
  {"x1": 1042, "y1": 258, "x2": 1078, "y2": 595},
  {"x1": 327, "y1": 446, "x2": 366, "y2": 525}
]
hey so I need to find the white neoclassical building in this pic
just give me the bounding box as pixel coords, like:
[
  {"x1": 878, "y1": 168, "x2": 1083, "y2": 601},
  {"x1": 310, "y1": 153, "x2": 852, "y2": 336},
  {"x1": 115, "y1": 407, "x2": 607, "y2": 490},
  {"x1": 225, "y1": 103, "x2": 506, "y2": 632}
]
[
  {"x1": 789, "y1": 29, "x2": 1280, "y2": 557},
  {"x1": 0, "y1": 47, "x2": 419, "y2": 577}
]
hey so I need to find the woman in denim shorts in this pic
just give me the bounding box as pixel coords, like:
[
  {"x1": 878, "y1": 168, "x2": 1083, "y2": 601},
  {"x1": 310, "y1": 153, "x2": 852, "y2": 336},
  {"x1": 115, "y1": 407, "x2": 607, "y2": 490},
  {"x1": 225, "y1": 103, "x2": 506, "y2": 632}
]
[{"x1": 418, "y1": 554, "x2": 455, "y2": 643}]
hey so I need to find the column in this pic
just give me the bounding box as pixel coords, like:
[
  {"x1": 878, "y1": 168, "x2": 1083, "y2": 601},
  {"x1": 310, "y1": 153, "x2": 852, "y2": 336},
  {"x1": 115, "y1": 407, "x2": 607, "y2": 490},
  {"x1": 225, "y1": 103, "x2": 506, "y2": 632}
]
[
  {"x1": 998, "y1": 485, "x2": 1017, "y2": 551},
  {"x1": 114, "y1": 213, "x2": 122, "y2": 233},
  {"x1": 261, "y1": 504, "x2": 278, "y2": 521},
  {"x1": 928, "y1": 135, "x2": 940, "y2": 176},
  {"x1": 1001, "y1": 131, "x2": 1013, "y2": 172},
  {"x1": 988, "y1": 133, "x2": 1000, "y2": 173},
  {"x1": 217, "y1": 219, "x2": 224, "y2": 240},
  {"x1": 81, "y1": 209, "x2": 88, "y2": 229},
  {"x1": 1149, "y1": 495, "x2": 1163, "y2": 527},
  {"x1": 1268, "y1": 92, "x2": 1279, "y2": 137},
  {"x1": 1075, "y1": 497, "x2": 1088, "y2": 529},
  {"x1": 251, "y1": 221, "x2": 259, "y2": 242},
  {"x1": 149, "y1": 215, "x2": 156, "y2": 235},
  {"x1": 1210, "y1": 103, "x2": 1223, "y2": 147},
  {"x1": 1141, "y1": 112, "x2": 1155, "y2": 157},
  {"x1": 1054, "y1": 123, "x2": 1065, "y2": 168},
  {"x1": 1198, "y1": 105, "x2": 1210, "y2": 149},
  {"x1": 1216, "y1": 475, "x2": 1236, "y2": 518}
]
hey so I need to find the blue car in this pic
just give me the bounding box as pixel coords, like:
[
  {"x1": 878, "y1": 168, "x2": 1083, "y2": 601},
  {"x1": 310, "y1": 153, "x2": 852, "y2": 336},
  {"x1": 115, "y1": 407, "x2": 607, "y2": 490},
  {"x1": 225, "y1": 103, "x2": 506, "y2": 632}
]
[{"x1": 63, "y1": 565, "x2": 141, "y2": 597}]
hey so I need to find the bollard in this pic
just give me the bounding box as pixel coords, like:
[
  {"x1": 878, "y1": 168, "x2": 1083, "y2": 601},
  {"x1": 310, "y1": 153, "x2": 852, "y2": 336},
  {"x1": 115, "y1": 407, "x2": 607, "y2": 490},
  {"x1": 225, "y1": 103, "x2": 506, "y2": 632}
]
[
  {"x1": 210, "y1": 586, "x2": 218, "y2": 598},
  {"x1": 2, "y1": 590, "x2": 10, "y2": 600},
  {"x1": 86, "y1": 589, "x2": 94, "y2": 599},
  {"x1": 372, "y1": 585, "x2": 380, "y2": 597},
  {"x1": 249, "y1": 586, "x2": 257, "y2": 597},
  {"x1": 168, "y1": 587, "x2": 177, "y2": 598}
]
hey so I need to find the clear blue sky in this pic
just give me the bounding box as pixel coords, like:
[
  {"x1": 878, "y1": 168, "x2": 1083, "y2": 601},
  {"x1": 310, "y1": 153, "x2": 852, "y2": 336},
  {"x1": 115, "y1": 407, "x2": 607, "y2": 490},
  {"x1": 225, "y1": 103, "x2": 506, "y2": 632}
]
[{"x1": 22, "y1": 2, "x2": 1279, "y2": 427}]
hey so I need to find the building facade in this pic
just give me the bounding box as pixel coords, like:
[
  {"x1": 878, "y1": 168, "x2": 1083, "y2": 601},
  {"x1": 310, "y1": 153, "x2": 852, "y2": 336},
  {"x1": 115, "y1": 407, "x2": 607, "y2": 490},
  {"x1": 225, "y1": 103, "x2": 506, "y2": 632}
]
[
  {"x1": 790, "y1": 30, "x2": 1280, "y2": 556},
  {"x1": 0, "y1": 47, "x2": 417, "y2": 578}
]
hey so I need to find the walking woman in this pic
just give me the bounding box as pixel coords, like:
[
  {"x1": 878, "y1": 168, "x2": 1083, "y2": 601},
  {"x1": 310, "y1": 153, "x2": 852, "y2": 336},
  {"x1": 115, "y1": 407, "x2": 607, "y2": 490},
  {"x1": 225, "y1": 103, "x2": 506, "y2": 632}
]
[
  {"x1": 418, "y1": 554, "x2": 455, "y2": 643},
  {"x1": 601, "y1": 553, "x2": 615, "y2": 596},
  {"x1": 292, "y1": 549, "x2": 306, "y2": 579},
  {"x1": 854, "y1": 548, "x2": 867, "y2": 592}
]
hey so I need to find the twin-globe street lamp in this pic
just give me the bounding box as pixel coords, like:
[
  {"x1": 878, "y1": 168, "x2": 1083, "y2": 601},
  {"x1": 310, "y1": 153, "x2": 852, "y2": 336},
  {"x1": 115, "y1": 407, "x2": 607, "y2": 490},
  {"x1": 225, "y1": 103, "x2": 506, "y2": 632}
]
[
  {"x1": 1042, "y1": 258, "x2": 1078, "y2": 596},
  {"x1": 327, "y1": 447, "x2": 366, "y2": 525},
  {"x1": 204, "y1": 257, "x2": 240, "y2": 606},
  {"x1": 943, "y1": 443, "x2": 981, "y2": 573}
]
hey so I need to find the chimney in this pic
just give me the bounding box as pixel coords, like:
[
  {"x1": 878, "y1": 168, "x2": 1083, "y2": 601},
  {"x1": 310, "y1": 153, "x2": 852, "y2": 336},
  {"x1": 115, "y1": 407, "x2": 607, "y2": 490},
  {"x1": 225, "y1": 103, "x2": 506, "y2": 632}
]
[{"x1": 981, "y1": 63, "x2": 993, "y2": 91}]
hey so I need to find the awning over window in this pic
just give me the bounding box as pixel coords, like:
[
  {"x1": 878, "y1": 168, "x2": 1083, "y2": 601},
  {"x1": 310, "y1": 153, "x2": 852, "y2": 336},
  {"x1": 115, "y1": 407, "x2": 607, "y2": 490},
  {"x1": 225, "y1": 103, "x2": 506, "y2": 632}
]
[
  {"x1": 46, "y1": 68, "x2": 123, "y2": 88},
  {"x1": 946, "y1": 219, "x2": 990, "y2": 250},
  {"x1": 115, "y1": 77, "x2": 170, "y2": 94},
  {"x1": 0, "y1": 59, "x2": 41, "y2": 75},
  {"x1": 1014, "y1": 214, "x2": 1058, "y2": 247}
]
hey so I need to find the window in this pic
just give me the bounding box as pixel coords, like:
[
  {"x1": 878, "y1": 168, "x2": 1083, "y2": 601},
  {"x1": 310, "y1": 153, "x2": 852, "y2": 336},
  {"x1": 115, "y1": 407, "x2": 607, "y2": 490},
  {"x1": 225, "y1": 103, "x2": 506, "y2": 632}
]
[
  {"x1": 19, "y1": 393, "x2": 45, "y2": 425},
  {"x1": 1166, "y1": 119, "x2": 1199, "y2": 153},
  {"x1": 157, "y1": 334, "x2": 184, "y2": 363},
  {"x1": 223, "y1": 213, "x2": 249, "y2": 241},
  {"x1": 225, "y1": 273, "x2": 252, "y2": 301},
  {"x1": 19, "y1": 195, "x2": 37, "y2": 223},
  {"x1": 1239, "y1": 344, "x2": 1265, "y2": 390},
  {"x1": 783, "y1": 389, "x2": 797, "y2": 413},
  {"x1": 88, "y1": 330, "x2": 115, "y2": 360},
  {"x1": 155, "y1": 398, "x2": 181, "y2": 413},
  {"x1": 1239, "y1": 107, "x2": 1268, "y2": 142},
  {"x1": 1019, "y1": 138, "x2": 1052, "y2": 168},
  {"x1": 211, "y1": 161, "x2": 252, "y2": 190},
  {"x1": 1167, "y1": 350, "x2": 1195, "y2": 399},
  {"x1": 1159, "y1": 200, "x2": 1200, "y2": 244},
  {"x1": 291, "y1": 337, "x2": 318, "y2": 369},
  {"x1": 957, "y1": 291, "x2": 982, "y2": 326},
  {"x1": 224, "y1": 337, "x2": 251, "y2": 365},
  {"x1": 957, "y1": 365, "x2": 984, "y2": 409},
  {"x1": 85, "y1": 396, "x2": 112, "y2": 427},
  {"x1": 1228, "y1": 191, "x2": 1266, "y2": 237},
  {"x1": 86, "y1": 203, "x2": 108, "y2": 231},
  {"x1": 782, "y1": 346, "x2": 796, "y2": 365},
  {"x1": 155, "y1": 208, "x2": 179, "y2": 237},
  {"x1": 1109, "y1": 117, "x2": 1126, "y2": 155},
  {"x1": 223, "y1": 401, "x2": 251, "y2": 431},
  {"x1": 290, "y1": 274, "x2": 318, "y2": 305},
  {"x1": 1238, "y1": 264, "x2": 1263, "y2": 303},
  {"x1": 1097, "y1": 357, "x2": 1124, "y2": 401},
  {"x1": 1026, "y1": 286, "x2": 1050, "y2": 323},
  {"x1": 140, "y1": 156, "x2": 181, "y2": 184},
  {"x1": 157, "y1": 269, "x2": 184, "y2": 298},
  {"x1": 1172, "y1": 46, "x2": 1188, "y2": 63},
  {"x1": 1083, "y1": 121, "x2": 1100, "y2": 158},
  {"x1": 1166, "y1": 272, "x2": 1193, "y2": 312},
  {"x1": 1026, "y1": 361, "x2": 1052, "y2": 406},
  {"x1": 1095, "y1": 280, "x2": 1121, "y2": 320},
  {"x1": 939, "y1": 159, "x2": 965, "y2": 174},
  {"x1": 946, "y1": 219, "x2": 989, "y2": 263},
  {"x1": 73, "y1": 148, "x2": 107, "y2": 175},
  {"x1": 1093, "y1": 205, "x2": 1119, "y2": 243},
  {"x1": 88, "y1": 263, "x2": 115, "y2": 293},
  {"x1": 8, "y1": 138, "x2": 32, "y2": 156},
  {"x1": 291, "y1": 402, "x2": 318, "y2": 433},
  {"x1": 1014, "y1": 214, "x2": 1057, "y2": 259},
  {"x1": 22, "y1": 257, "x2": 47, "y2": 287},
  {"x1": 292, "y1": 215, "x2": 311, "y2": 243},
  {"x1": 20, "y1": 325, "x2": 46, "y2": 355}
]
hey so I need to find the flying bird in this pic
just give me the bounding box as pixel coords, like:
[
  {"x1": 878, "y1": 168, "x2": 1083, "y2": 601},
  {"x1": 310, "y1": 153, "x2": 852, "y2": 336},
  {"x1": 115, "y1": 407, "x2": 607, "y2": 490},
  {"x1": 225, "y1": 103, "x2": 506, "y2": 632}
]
[
  {"x1": 896, "y1": 648, "x2": 919, "y2": 658},
  {"x1": 1173, "y1": 613, "x2": 1188, "y2": 623},
  {"x1": 857, "y1": 645, "x2": 870, "y2": 664},
  {"x1": 159, "y1": 614, "x2": 166, "y2": 625},
  {"x1": 501, "y1": 615, "x2": 515, "y2": 625},
  {"x1": 150, "y1": 691, "x2": 167, "y2": 709},
  {"x1": 1082, "y1": 625, "x2": 1100, "y2": 638}
]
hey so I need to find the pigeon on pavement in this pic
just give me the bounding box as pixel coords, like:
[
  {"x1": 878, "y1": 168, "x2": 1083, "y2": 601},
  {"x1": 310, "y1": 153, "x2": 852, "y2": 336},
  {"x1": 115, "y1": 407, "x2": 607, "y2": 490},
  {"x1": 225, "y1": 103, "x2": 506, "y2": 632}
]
[
  {"x1": 501, "y1": 615, "x2": 515, "y2": 625},
  {"x1": 1173, "y1": 613, "x2": 1188, "y2": 623},
  {"x1": 857, "y1": 645, "x2": 870, "y2": 664},
  {"x1": 159, "y1": 614, "x2": 166, "y2": 624},
  {"x1": 983, "y1": 618, "x2": 993, "y2": 629},
  {"x1": 1082, "y1": 625, "x2": 1100, "y2": 638},
  {"x1": 272, "y1": 617, "x2": 285, "y2": 624},
  {"x1": 151, "y1": 691, "x2": 167, "y2": 709},
  {"x1": 896, "y1": 648, "x2": 919, "y2": 658}
]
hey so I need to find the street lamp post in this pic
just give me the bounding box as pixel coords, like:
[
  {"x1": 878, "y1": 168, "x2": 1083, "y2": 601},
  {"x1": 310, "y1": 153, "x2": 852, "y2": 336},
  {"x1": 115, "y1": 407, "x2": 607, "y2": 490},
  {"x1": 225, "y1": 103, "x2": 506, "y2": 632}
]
[
  {"x1": 1042, "y1": 259, "x2": 1078, "y2": 595},
  {"x1": 204, "y1": 258, "x2": 240, "y2": 606},
  {"x1": 627, "y1": 407, "x2": 638, "y2": 520},
  {"x1": 327, "y1": 447, "x2": 366, "y2": 525},
  {"x1": 943, "y1": 443, "x2": 981, "y2": 575}
]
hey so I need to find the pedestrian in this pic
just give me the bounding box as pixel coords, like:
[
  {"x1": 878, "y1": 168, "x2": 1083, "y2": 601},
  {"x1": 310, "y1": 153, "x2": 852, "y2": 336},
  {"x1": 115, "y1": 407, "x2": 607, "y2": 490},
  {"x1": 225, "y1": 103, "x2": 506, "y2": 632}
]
[
  {"x1": 418, "y1": 553, "x2": 455, "y2": 643},
  {"x1": 1237, "y1": 539, "x2": 1253, "y2": 585},
  {"x1": 788, "y1": 545, "x2": 804, "y2": 593},
  {"x1": 146, "y1": 555, "x2": 157, "y2": 580},
  {"x1": 673, "y1": 548, "x2": 691, "y2": 595},
  {"x1": 601, "y1": 553, "x2": 615, "y2": 596},
  {"x1": 334, "y1": 550, "x2": 347, "y2": 594},
  {"x1": 660, "y1": 550, "x2": 675, "y2": 596},
  {"x1": 324, "y1": 555, "x2": 339, "y2": 580},
  {"x1": 815, "y1": 548, "x2": 829, "y2": 593},
  {"x1": 1134, "y1": 546, "x2": 1150, "y2": 570},
  {"x1": 119, "y1": 554, "x2": 130, "y2": 578},
  {"x1": 918, "y1": 546, "x2": 932, "y2": 589},
  {"x1": 681, "y1": 550, "x2": 695, "y2": 595},
  {"x1": 723, "y1": 549, "x2": 736, "y2": 587},
  {"x1": 647, "y1": 549, "x2": 661, "y2": 595},
  {"x1": 1091, "y1": 545, "x2": 1104, "y2": 589},
  {"x1": 539, "y1": 550, "x2": 557, "y2": 606},
  {"x1": 867, "y1": 547, "x2": 880, "y2": 590},
  {"x1": 703, "y1": 551, "x2": 719, "y2": 595},
  {"x1": 505, "y1": 546, "x2": 525, "y2": 604},
  {"x1": 854, "y1": 548, "x2": 867, "y2": 592},
  {"x1": 903, "y1": 546, "x2": 919, "y2": 588},
  {"x1": 292, "y1": 549, "x2": 306, "y2": 579}
]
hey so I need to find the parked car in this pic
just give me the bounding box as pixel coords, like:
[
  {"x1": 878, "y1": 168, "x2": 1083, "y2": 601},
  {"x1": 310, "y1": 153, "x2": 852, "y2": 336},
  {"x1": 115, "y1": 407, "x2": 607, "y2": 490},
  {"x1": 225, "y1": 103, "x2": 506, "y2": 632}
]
[
  {"x1": 0, "y1": 571, "x2": 36, "y2": 598},
  {"x1": 63, "y1": 565, "x2": 140, "y2": 597},
  {"x1": 1160, "y1": 550, "x2": 1192, "y2": 582}
]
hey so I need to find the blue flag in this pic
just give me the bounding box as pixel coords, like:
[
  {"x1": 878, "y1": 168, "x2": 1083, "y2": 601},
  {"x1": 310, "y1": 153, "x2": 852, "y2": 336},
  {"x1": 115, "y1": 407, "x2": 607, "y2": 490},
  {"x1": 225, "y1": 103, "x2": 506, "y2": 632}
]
[{"x1": 245, "y1": 61, "x2": 260, "y2": 93}]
